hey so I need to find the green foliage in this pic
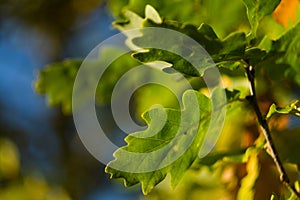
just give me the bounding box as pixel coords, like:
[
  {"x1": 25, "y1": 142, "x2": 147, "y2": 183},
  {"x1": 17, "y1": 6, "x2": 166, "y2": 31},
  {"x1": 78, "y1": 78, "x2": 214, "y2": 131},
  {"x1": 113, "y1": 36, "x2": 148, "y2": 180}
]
[
  {"x1": 106, "y1": 3, "x2": 300, "y2": 198},
  {"x1": 109, "y1": 0, "x2": 249, "y2": 37},
  {"x1": 35, "y1": 59, "x2": 81, "y2": 114},
  {"x1": 255, "y1": 23, "x2": 300, "y2": 84},
  {"x1": 35, "y1": 48, "x2": 140, "y2": 114},
  {"x1": 35, "y1": 0, "x2": 300, "y2": 199},
  {"x1": 266, "y1": 100, "x2": 300, "y2": 119},
  {"x1": 132, "y1": 28, "x2": 247, "y2": 74},
  {"x1": 242, "y1": 0, "x2": 280, "y2": 37},
  {"x1": 106, "y1": 88, "x2": 225, "y2": 194},
  {"x1": 114, "y1": 7, "x2": 247, "y2": 75},
  {"x1": 270, "y1": 23, "x2": 300, "y2": 85}
]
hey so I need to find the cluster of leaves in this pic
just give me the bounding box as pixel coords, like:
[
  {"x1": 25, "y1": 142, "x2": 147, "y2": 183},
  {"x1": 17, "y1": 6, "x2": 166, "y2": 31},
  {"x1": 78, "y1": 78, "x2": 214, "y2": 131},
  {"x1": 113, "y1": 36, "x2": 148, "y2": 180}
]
[{"x1": 35, "y1": 0, "x2": 300, "y2": 199}]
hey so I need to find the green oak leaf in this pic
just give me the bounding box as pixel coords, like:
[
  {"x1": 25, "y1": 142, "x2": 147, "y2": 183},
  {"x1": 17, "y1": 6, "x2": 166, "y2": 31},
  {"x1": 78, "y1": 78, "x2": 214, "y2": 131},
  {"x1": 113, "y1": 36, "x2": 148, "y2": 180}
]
[
  {"x1": 117, "y1": 6, "x2": 247, "y2": 76},
  {"x1": 227, "y1": 47, "x2": 267, "y2": 75},
  {"x1": 139, "y1": 20, "x2": 247, "y2": 63},
  {"x1": 132, "y1": 49, "x2": 199, "y2": 76},
  {"x1": 212, "y1": 31, "x2": 246, "y2": 62},
  {"x1": 139, "y1": 20, "x2": 222, "y2": 56},
  {"x1": 266, "y1": 100, "x2": 300, "y2": 119},
  {"x1": 244, "y1": 47, "x2": 267, "y2": 66},
  {"x1": 109, "y1": 0, "x2": 249, "y2": 37},
  {"x1": 109, "y1": 0, "x2": 203, "y2": 25},
  {"x1": 255, "y1": 22, "x2": 300, "y2": 84},
  {"x1": 35, "y1": 59, "x2": 82, "y2": 114},
  {"x1": 144, "y1": 4, "x2": 162, "y2": 24},
  {"x1": 113, "y1": 5, "x2": 162, "y2": 32},
  {"x1": 270, "y1": 22, "x2": 300, "y2": 85},
  {"x1": 105, "y1": 88, "x2": 226, "y2": 194},
  {"x1": 113, "y1": 10, "x2": 143, "y2": 31},
  {"x1": 35, "y1": 48, "x2": 139, "y2": 114},
  {"x1": 242, "y1": 0, "x2": 280, "y2": 37},
  {"x1": 131, "y1": 28, "x2": 246, "y2": 75}
]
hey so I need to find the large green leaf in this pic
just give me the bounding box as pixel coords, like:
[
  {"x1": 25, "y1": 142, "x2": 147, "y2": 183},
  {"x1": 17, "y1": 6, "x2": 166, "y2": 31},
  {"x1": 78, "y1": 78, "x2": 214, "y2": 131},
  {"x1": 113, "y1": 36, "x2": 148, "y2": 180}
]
[
  {"x1": 105, "y1": 88, "x2": 226, "y2": 194},
  {"x1": 242, "y1": 0, "x2": 280, "y2": 37},
  {"x1": 133, "y1": 25, "x2": 246, "y2": 75},
  {"x1": 115, "y1": 5, "x2": 247, "y2": 76}
]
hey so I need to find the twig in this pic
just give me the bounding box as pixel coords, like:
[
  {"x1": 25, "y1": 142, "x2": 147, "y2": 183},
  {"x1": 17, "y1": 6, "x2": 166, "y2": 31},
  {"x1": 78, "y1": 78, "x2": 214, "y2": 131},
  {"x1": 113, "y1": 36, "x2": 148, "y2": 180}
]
[{"x1": 245, "y1": 65, "x2": 300, "y2": 198}]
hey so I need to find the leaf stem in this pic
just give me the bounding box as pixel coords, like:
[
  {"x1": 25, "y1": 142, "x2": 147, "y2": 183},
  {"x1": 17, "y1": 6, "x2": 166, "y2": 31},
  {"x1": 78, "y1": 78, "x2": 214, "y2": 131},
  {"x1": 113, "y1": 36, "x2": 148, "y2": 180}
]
[{"x1": 245, "y1": 65, "x2": 300, "y2": 198}]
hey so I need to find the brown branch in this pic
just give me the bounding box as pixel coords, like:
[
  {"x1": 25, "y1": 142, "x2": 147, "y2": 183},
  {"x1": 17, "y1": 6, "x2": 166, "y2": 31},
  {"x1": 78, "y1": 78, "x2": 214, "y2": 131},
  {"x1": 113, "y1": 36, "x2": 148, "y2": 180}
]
[{"x1": 245, "y1": 65, "x2": 300, "y2": 198}]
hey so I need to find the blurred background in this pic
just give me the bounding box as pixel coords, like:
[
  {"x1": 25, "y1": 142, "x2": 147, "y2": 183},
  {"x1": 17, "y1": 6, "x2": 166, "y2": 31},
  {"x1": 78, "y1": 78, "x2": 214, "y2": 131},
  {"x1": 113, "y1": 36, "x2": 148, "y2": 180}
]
[
  {"x1": 0, "y1": 0, "x2": 141, "y2": 199},
  {"x1": 1, "y1": 0, "x2": 300, "y2": 199}
]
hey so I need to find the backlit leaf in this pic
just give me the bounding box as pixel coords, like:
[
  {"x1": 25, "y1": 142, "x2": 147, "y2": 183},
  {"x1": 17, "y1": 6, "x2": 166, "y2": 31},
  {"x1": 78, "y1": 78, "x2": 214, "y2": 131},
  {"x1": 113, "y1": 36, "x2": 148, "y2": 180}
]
[
  {"x1": 106, "y1": 88, "x2": 226, "y2": 194},
  {"x1": 266, "y1": 100, "x2": 300, "y2": 119},
  {"x1": 115, "y1": 6, "x2": 247, "y2": 76}
]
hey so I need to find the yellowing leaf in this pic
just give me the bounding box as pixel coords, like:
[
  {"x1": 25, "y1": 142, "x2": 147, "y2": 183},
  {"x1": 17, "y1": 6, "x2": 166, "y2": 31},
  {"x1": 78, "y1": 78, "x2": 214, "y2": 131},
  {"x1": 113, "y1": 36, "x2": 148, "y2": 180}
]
[{"x1": 272, "y1": 0, "x2": 299, "y2": 27}]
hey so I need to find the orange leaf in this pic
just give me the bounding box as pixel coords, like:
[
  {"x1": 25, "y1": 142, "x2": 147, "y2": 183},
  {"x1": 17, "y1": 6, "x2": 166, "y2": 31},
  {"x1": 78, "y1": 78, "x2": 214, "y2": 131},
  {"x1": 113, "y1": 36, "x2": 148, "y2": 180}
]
[{"x1": 273, "y1": 0, "x2": 299, "y2": 27}]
